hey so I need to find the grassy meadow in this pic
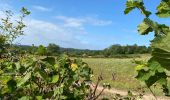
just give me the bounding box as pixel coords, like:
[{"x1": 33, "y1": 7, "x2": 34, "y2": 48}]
[
  {"x1": 81, "y1": 54, "x2": 164, "y2": 95},
  {"x1": 82, "y1": 55, "x2": 150, "y2": 90}
]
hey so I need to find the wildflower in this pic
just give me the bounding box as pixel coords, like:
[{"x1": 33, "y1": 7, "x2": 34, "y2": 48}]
[{"x1": 71, "y1": 63, "x2": 78, "y2": 71}]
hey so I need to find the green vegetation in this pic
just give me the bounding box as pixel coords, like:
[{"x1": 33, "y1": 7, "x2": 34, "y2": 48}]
[
  {"x1": 82, "y1": 55, "x2": 151, "y2": 90},
  {"x1": 0, "y1": 8, "x2": 110, "y2": 100},
  {"x1": 0, "y1": 54, "x2": 94, "y2": 99},
  {"x1": 1, "y1": 0, "x2": 170, "y2": 99},
  {"x1": 124, "y1": 0, "x2": 170, "y2": 97},
  {"x1": 13, "y1": 44, "x2": 151, "y2": 58},
  {"x1": 47, "y1": 43, "x2": 60, "y2": 56},
  {"x1": 83, "y1": 55, "x2": 168, "y2": 97}
]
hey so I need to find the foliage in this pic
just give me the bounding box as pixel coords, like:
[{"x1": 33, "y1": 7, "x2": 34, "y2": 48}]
[
  {"x1": 103, "y1": 44, "x2": 150, "y2": 57},
  {"x1": 0, "y1": 54, "x2": 94, "y2": 99},
  {"x1": 47, "y1": 43, "x2": 60, "y2": 56},
  {"x1": 0, "y1": 8, "x2": 111, "y2": 100},
  {"x1": 125, "y1": 0, "x2": 170, "y2": 96},
  {"x1": 0, "y1": 7, "x2": 30, "y2": 57},
  {"x1": 111, "y1": 90, "x2": 143, "y2": 100},
  {"x1": 0, "y1": 7, "x2": 30, "y2": 44},
  {"x1": 37, "y1": 45, "x2": 47, "y2": 56},
  {"x1": 15, "y1": 44, "x2": 150, "y2": 58}
]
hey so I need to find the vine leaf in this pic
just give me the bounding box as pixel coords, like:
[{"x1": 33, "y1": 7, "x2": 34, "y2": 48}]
[
  {"x1": 145, "y1": 72, "x2": 167, "y2": 87},
  {"x1": 156, "y1": 0, "x2": 170, "y2": 18},
  {"x1": 41, "y1": 57, "x2": 55, "y2": 66},
  {"x1": 151, "y1": 30, "x2": 170, "y2": 70},
  {"x1": 137, "y1": 19, "x2": 153, "y2": 35},
  {"x1": 38, "y1": 69, "x2": 49, "y2": 82},
  {"x1": 7, "y1": 79, "x2": 17, "y2": 92},
  {"x1": 51, "y1": 75, "x2": 59, "y2": 83},
  {"x1": 19, "y1": 96, "x2": 30, "y2": 100},
  {"x1": 124, "y1": 0, "x2": 151, "y2": 17},
  {"x1": 124, "y1": 0, "x2": 170, "y2": 96},
  {"x1": 21, "y1": 7, "x2": 31, "y2": 15},
  {"x1": 17, "y1": 72, "x2": 31, "y2": 87},
  {"x1": 135, "y1": 60, "x2": 167, "y2": 87}
]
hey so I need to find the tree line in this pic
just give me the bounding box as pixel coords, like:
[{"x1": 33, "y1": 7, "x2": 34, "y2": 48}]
[{"x1": 10, "y1": 43, "x2": 151, "y2": 58}]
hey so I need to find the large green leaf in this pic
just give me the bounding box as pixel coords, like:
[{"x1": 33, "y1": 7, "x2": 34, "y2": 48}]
[
  {"x1": 51, "y1": 75, "x2": 59, "y2": 83},
  {"x1": 156, "y1": 0, "x2": 170, "y2": 18},
  {"x1": 7, "y1": 79, "x2": 17, "y2": 92},
  {"x1": 38, "y1": 69, "x2": 49, "y2": 82},
  {"x1": 145, "y1": 72, "x2": 167, "y2": 87},
  {"x1": 18, "y1": 96, "x2": 30, "y2": 100},
  {"x1": 136, "y1": 60, "x2": 167, "y2": 87},
  {"x1": 138, "y1": 18, "x2": 170, "y2": 35},
  {"x1": 17, "y1": 72, "x2": 31, "y2": 87},
  {"x1": 41, "y1": 57, "x2": 55, "y2": 66},
  {"x1": 151, "y1": 30, "x2": 170, "y2": 70},
  {"x1": 137, "y1": 19, "x2": 153, "y2": 35},
  {"x1": 124, "y1": 0, "x2": 151, "y2": 17}
]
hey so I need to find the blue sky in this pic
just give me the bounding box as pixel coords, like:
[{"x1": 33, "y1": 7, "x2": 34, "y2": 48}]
[{"x1": 0, "y1": 0, "x2": 167, "y2": 50}]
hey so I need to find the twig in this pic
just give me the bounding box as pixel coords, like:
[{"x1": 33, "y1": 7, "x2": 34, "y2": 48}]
[
  {"x1": 93, "y1": 77, "x2": 100, "y2": 97},
  {"x1": 148, "y1": 86, "x2": 157, "y2": 100},
  {"x1": 94, "y1": 87, "x2": 106, "y2": 100}
]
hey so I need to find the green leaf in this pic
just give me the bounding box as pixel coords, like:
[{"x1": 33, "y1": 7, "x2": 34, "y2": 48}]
[
  {"x1": 138, "y1": 19, "x2": 153, "y2": 35},
  {"x1": 54, "y1": 63, "x2": 60, "y2": 69},
  {"x1": 21, "y1": 7, "x2": 30, "y2": 15},
  {"x1": 41, "y1": 57, "x2": 55, "y2": 66},
  {"x1": 156, "y1": 0, "x2": 170, "y2": 18},
  {"x1": 135, "y1": 69, "x2": 151, "y2": 81},
  {"x1": 15, "y1": 62, "x2": 21, "y2": 70},
  {"x1": 38, "y1": 69, "x2": 49, "y2": 82},
  {"x1": 138, "y1": 18, "x2": 169, "y2": 36},
  {"x1": 145, "y1": 72, "x2": 167, "y2": 87},
  {"x1": 163, "y1": 82, "x2": 170, "y2": 96},
  {"x1": 36, "y1": 96, "x2": 43, "y2": 100},
  {"x1": 51, "y1": 75, "x2": 59, "y2": 83},
  {"x1": 7, "y1": 79, "x2": 17, "y2": 92},
  {"x1": 18, "y1": 96, "x2": 30, "y2": 100},
  {"x1": 151, "y1": 30, "x2": 170, "y2": 70},
  {"x1": 17, "y1": 72, "x2": 31, "y2": 87},
  {"x1": 124, "y1": 0, "x2": 151, "y2": 17}
]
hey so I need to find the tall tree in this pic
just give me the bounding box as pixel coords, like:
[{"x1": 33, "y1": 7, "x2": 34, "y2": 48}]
[
  {"x1": 37, "y1": 45, "x2": 47, "y2": 56},
  {"x1": 47, "y1": 43, "x2": 60, "y2": 55}
]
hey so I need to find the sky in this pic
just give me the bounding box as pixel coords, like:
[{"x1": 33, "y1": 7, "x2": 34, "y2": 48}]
[{"x1": 0, "y1": 0, "x2": 167, "y2": 50}]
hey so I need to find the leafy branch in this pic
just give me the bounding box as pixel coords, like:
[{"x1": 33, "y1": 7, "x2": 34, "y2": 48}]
[{"x1": 124, "y1": 0, "x2": 170, "y2": 97}]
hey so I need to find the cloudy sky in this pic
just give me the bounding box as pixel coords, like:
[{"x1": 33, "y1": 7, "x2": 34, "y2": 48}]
[{"x1": 0, "y1": 0, "x2": 166, "y2": 50}]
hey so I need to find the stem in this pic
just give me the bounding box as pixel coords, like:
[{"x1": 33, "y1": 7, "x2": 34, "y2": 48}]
[
  {"x1": 93, "y1": 78, "x2": 100, "y2": 97},
  {"x1": 94, "y1": 87, "x2": 106, "y2": 100},
  {"x1": 148, "y1": 86, "x2": 157, "y2": 100}
]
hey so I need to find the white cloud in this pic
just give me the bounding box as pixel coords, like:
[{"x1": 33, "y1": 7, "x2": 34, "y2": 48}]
[
  {"x1": 0, "y1": 3, "x2": 94, "y2": 49},
  {"x1": 32, "y1": 5, "x2": 52, "y2": 12},
  {"x1": 55, "y1": 15, "x2": 112, "y2": 28},
  {"x1": 15, "y1": 18, "x2": 91, "y2": 49},
  {"x1": 0, "y1": 2, "x2": 112, "y2": 49}
]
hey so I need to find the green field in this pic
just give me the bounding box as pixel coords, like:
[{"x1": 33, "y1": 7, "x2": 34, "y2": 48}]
[
  {"x1": 82, "y1": 54, "x2": 163, "y2": 95},
  {"x1": 82, "y1": 55, "x2": 148, "y2": 90}
]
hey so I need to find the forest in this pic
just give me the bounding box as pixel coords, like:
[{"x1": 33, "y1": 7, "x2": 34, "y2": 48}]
[{"x1": 12, "y1": 44, "x2": 151, "y2": 58}]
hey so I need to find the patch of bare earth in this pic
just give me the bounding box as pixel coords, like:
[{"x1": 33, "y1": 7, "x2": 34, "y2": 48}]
[{"x1": 94, "y1": 86, "x2": 170, "y2": 100}]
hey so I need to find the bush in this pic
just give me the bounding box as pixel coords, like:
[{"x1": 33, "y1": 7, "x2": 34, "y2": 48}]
[{"x1": 0, "y1": 55, "x2": 93, "y2": 99}]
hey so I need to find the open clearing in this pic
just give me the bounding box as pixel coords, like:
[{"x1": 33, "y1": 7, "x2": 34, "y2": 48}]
[{"x1": 82, "y1": 55, "x2": 164, "y2": 96}]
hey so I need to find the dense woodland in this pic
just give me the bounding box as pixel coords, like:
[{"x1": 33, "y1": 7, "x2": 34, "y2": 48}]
[{"x1": 11, "y1": 43, "x2": 151, "y2": 58}]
